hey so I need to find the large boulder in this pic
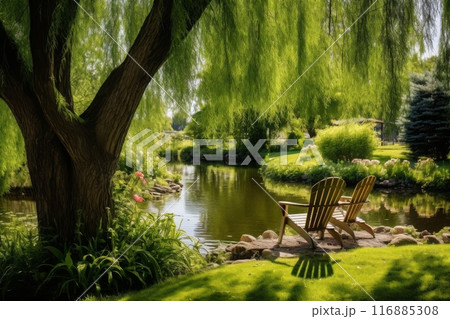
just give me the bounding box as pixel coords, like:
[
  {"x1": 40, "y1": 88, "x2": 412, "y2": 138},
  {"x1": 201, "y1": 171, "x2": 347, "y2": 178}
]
[
  {"x1": 423, "y1": 235, "x2": 441, "y2": 244},
  {"x1": 373, "y1": 226, "x2": 391, "y2": 233},
  {"x1": 230, "y1": 243, "x2": 254, "y2": 259},
  {"x1": 393, "y1": 226, "x2": 405, "y2": 234},
  {"x1": 262, "y1": 230, "x2": 278, "y2": 240},
  {"x1": 261, "y1": 249, "x2": 277, "y2": 260},
  {"x1": 441, "y1": 233, "x2": 450, "y2": 244},
  {"x1": 419, "y1": 230, "x2": 431, "y2": 238},
  {"x1": 240, "y1": 234, "x2": 257, "y2": 242},
  {"x1": 390, "y1": 234, "x2": 418, "y2": 246}
]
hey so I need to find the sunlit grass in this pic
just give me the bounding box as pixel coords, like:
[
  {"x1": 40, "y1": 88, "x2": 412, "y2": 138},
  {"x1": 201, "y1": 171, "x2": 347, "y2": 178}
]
[
  {"x1": 372, "y1": 144, "x2": 412, "y2": 162},
  {"x1": 103, "y1": 245, "x2": 450, "y2": 301},
  {"x1": 266, "y1": 150, "x2": 304, "y2": 164}
]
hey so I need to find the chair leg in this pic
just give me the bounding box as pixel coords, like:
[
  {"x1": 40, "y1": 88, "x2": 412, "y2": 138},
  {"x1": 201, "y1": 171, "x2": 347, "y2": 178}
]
[
  {"x1": 286, "y1": 219, "x2": 315, "y2": 249},
  {"x1": 356, "y1": 221, "x2": 375, "y2": 238},
  {"x1": 319, "y1": 231, "x2": 324, "y2": 239},
  {"x1": 278, "y1": 217, "x2": 287, "y2": 244},
  {"x1": 327, "y1": 228, "x2": 343, "y2": 248},
  {"x1": 330, "y1": 217, "x2": 356, "y2": 241}
]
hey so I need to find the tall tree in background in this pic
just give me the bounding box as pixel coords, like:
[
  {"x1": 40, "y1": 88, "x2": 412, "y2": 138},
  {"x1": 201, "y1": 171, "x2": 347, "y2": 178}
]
[
  {"x1": 0, "y1": 0, "x2": 210, "y2": 242},
  {"x1": 404, "y1": 74, "x2": 450, "y2": 160}
]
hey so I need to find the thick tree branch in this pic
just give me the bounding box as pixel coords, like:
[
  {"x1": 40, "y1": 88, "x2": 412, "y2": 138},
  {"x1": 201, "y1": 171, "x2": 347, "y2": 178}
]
[
  {"x1": 53, "y1": 0, "x2": 79, "y2": 111},
  {"x1": 81, "y1": 0, "x2": 211, "y2": 157},
  {"x1": 28, "y1": 0, "x2": 87, "y2": 159},
  {"x1": 0, "y1": 18, "x2": 39, "y2": 136}
]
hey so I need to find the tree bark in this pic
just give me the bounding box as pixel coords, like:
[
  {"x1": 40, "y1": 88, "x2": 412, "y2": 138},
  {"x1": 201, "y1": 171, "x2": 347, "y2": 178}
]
[{"x1": 0, "y1": 0, "x2": 211, "y2": 243}]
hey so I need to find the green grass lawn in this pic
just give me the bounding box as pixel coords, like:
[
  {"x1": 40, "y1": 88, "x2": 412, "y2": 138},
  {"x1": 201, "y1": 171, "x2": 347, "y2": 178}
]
[
  {"x1": 372, "y1": 144, "x2": 412, "y2": 162},
  {"x1": 266, "y1": 150, "x2": 305, "y2": 164},
  {"x1": 103, "y1": 245, "x2": 450, "y2": 301}
]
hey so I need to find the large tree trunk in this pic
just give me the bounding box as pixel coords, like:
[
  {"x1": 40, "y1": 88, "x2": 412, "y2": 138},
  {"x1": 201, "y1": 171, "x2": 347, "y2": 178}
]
[
  {"x1": 26, "y1": 131, "x2": 117, "y2": 242},
  {"x1": 0, "y1": 0, "x2": 211, "y2": 243}
]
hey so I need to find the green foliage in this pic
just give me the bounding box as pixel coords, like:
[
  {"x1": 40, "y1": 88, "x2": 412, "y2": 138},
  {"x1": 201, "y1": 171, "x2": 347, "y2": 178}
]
[
  {"x1": 286, "y1": 118, "x2": 305, "y2": 150},
  {"x1": 261, "y1": 154, "x2": 449, "y2": 191},
  {"x1": 315, "y1": 124, "x2": 379, "y2": 162},
  {"x1": 435, "y1": 0, "x2": 450, "y2": 88},
  {"x1": 0, "y1": 171, "x2": 205, "y2": 300},
  {"x1": 338, "y1": 163, "x2": 371, "y2": 186},
  {"x1": 306, "y1": 165, "x2": 335, "y2": 184},
  {"x1": 413, "y1": 158, "x2": 450, "y2": 190},
  {"x1": 0, "y1": 100, "x2": 26, "y2": 195},
  {"x1": 404, "y1": 74, "x2": 450, "y2": 160},
  {"x1": 185, "y1": 0, "x2": 442, "y2": 138},
  {"x1": 383, "y1": 159, "x2": 414, "y2": 182}
]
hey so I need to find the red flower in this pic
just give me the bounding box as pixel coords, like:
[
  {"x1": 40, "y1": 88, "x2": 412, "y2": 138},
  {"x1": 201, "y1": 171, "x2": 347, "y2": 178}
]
[
  {"x1": 135, "y1": 171, "x2": 144, "y2": 178},
  {"x1": 141, "y1": 178, "x2": 147, "y2": 185},
  {"x1": 133, "y1": 194, "x2": 144, "y2": 202}
]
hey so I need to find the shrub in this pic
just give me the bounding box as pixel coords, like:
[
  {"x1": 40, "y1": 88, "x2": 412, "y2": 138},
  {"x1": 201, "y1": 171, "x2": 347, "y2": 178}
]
[
  {"x1": 383, "y1": 159, "x2": 414, "y2": 181},
  {"x1": 179, "y1": 145, "x2": 194, "y2": 163},
  {"x1": 315, "y1": 123, "x2": 379, "y2": 162},
  {"x1": 305, "y1": 165, "x2": 336, "y2": 184},
  {"x1": 413, "y1": 158, "x2": 450, "y2": 190},
  {"x1": 404, "y1": 74, "x2": 450, "y2": 160},
  {"x1": 338, "y1": 163, "x2": 370, "y2": 186},
  {"x1": 287, "y1": 129, "x2": 305, "y2": 151}
]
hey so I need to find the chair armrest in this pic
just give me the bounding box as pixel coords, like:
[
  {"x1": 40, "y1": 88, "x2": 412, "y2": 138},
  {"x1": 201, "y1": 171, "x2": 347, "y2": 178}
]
[
  {"x1": 338, "y1": 199, "x2": 369, "y2": 206},
  {"x1": 278, "y1": 201, "x2": 310, "y2": 208}
]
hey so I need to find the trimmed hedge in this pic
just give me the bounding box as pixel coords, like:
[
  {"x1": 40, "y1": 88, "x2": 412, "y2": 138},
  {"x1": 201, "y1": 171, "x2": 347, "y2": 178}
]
[{"x1": 315, "y1": 123, "x2": 379, "y2": 162}]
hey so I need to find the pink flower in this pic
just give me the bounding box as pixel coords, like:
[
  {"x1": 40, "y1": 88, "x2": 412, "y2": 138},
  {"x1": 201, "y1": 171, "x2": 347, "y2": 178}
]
[
  {"x1": 141, "y1": 178, "x2": 147, "y2": 185},
  {"x1": 135, "y1": 171, "x2": 144, "y2": 178},
  {"x1": 133, "y1": 194, "x2": 144, "y2": 202}
]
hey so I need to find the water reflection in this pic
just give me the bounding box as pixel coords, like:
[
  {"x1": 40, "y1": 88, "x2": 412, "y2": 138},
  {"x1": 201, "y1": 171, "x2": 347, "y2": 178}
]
[
  {"x1": 149, "y1": 165, "x2": 283, "y2": 246},
  {"x1": 356, "y1": 191, "x2": 450, "y2": 232},
  {"x1": 0, "y1": 198, "x2": 37, "y2": 232}
]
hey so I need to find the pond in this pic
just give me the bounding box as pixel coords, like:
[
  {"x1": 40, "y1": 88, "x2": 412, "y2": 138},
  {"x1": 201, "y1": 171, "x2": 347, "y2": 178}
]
[
  {"x1": 154, "y1": 165, "x2": 450, "y2": 248},
  {"x1": 1, "y1": 165, "x2": 450, "y2": 250}
]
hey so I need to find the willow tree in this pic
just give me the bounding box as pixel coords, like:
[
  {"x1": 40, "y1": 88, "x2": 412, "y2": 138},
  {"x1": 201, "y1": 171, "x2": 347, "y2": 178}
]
[
  {"x1": 187, "y1": 0, "x2": 447, "y2": 138},
  {"x1": 0, "y1": 0, "x2": 210, "y2": 242},
  {"x1": 436, "y1": 0, "x2": 450, "y2": 88}
]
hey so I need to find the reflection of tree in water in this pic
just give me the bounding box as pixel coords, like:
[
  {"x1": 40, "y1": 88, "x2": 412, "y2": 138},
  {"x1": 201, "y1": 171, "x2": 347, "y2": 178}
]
[
  {"x1": 405, "y1": 206, "x2": 450, "y2": 233},
  {"x1": 192, "y1": 165, "x2": 283, "y2": 240},
  {"x1": 360, "y1": 202, "x2": 404, "y2": 228},
  {"x1": 360, "y1": 191, "x2": 450, "y2": 231},
  {"x1": 0, "y1": 198, "x2": 37, "y2": 232}
]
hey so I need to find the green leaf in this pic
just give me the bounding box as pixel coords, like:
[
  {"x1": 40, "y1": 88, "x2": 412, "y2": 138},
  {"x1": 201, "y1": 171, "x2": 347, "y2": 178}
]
[{"x1": 65, "y1": 252, "x2": 73, "y2": 268}]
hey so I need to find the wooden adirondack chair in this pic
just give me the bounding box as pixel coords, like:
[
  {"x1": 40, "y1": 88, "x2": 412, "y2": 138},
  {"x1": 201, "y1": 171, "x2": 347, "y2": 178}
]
[
  {"x1": 330, "y1": 175, "x2": 376, "y2": 240},
  {"x1": 278, "y1": 177, "x2": 346, "y2": 249}
]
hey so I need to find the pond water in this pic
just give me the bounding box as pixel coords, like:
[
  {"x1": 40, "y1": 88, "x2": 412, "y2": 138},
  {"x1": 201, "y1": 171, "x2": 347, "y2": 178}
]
[
  {"x1": 153, "y1": 165, "x2": 450, "y2": 248},
  {"x1": 1, "y1": 165, "x2": 450, "y2": 250}
]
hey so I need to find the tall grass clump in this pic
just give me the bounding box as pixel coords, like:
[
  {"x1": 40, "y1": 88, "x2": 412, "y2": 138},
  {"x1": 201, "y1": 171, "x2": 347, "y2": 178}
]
[{"x1": 315, "y1": 123, "x2": 379, "y2": 162}]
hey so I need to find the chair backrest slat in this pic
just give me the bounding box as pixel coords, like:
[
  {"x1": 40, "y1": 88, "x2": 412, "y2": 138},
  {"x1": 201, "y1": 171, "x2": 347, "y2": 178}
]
[
  {"x1": 305, "y1": 177, "x2": 345, "y2": 231},
  {"x1": 344, "y1": 175, "x2": 376, "y2": 222}
]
